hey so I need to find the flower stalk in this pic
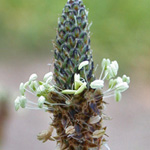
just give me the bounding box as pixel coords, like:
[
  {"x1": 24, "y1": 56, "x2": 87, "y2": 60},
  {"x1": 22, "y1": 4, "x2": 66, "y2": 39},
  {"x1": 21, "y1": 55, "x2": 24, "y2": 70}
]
[{"x1": 15, "y1": 0, "x2": 130, "y2": 150}]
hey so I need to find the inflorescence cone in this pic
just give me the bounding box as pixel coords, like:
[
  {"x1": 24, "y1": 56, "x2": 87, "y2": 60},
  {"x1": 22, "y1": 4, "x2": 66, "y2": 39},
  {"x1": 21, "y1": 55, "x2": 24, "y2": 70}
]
[
  {"x1": 51, "y1": 1, "x2": 105, "y2": 149},
  {"x1": 54, "y1": 0, "x2": 95, "y2": 90}
]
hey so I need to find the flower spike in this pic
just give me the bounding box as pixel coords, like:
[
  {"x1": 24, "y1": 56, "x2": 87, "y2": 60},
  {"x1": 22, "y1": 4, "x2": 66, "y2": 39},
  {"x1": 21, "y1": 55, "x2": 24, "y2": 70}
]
[{"x1": 15, "y1": 1, "x2": 130, "y2": 150}]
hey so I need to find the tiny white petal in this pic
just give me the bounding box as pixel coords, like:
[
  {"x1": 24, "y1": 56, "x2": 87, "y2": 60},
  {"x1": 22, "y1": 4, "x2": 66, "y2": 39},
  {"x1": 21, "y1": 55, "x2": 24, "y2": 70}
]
[
  {"x1": 78, "y1": 61, "x2": 89, "y2": 70},
  {"x1": 43, "y1": 72, "x2": 53, "y2": 82},
  {"x1": 90, "y1": 80, "x2": 104, "y2": 89},
  {"x1": 29, "y1": 74, "x2": 38, "y2": 82}
]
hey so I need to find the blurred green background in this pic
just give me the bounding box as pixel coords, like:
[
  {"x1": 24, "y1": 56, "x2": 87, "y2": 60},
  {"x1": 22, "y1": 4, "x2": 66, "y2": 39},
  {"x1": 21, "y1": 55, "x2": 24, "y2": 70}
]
[
  {"x1": 1, "y1": 0, "x2": 150, "y2": 74},
  {"x1": 0, "y1": 0, "x2": 150, "y2": 150}
]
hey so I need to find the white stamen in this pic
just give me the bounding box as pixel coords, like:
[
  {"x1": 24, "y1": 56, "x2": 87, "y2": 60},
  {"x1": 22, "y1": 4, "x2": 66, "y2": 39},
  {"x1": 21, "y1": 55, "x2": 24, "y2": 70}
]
[
  {"x1": 62, "y1": 90, "x2": 76, "y2": 95},
  {"x1": 90, "y1": 80, "x2": 104, "y2": 89},
  {"x1": 74, "y1": 74, "x2": 82, "y2": 90},
  {"x1": 122, "y1": 75, "x2": 130, "y2": 84},
  {"x1": 43, "y1": 72, "x2": 53, "y2": 82},
  {"x1": 27, "y1": 99, "x2": 38, "y2": 106},
  {"x1": 74, "y1": 82, "x2": 87, "y2": 95},
  {"x1": 116, "y1": 82, "x2": 129, "y2": 92},
  {"x1": 14, "y1": 96, "x2": 20, "y2": 111},
  {"x1": 78, "y1": 61, "x2": 89, "y2": 70},
  {"x1": 36, "y1": 85, "x2": 46, "y2": 95},
  {"x1": 29, "y1": 74, "x2": 38, "y2": 82},
  {"x1": 19, "y1": 83, "x2": 25, "y2": 95},
  {"x1": 99, "y1": 66, "x2": 104, "y2": 80},
  {"x1": 115, "y1": 91, "x2": 122, "y2": 102},
  {"x1": 25, "y1": 88, "x2": 36, "y2": 96},
  {"x1": 102, "y1": 71, "x2": 109, "y2": 81},
  {"x1": 38, "y1": 96, "x2": 46, "y2": 108},
  {"x1": 103, "y1": 94, "x2": 115, "y2": 99},
  {"x1": 29, "y1": 81, "x2": 38, "y2": 92},
  {"x1": 20, "y1": 96, "x2": 27, "y2": 108},
  {"x1": 101, "y1": 58, "x2": 110, "y2": 70}
]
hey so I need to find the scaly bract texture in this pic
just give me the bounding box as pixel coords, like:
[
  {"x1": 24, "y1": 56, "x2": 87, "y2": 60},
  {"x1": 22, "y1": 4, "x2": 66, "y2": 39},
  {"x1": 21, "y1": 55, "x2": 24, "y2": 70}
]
[
  {"x1": 47, "y1": 89, "x2": 106, "y2": 150},
  {"x1": 54, "y1": 0, "x2": 94, "y2": 89}
]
